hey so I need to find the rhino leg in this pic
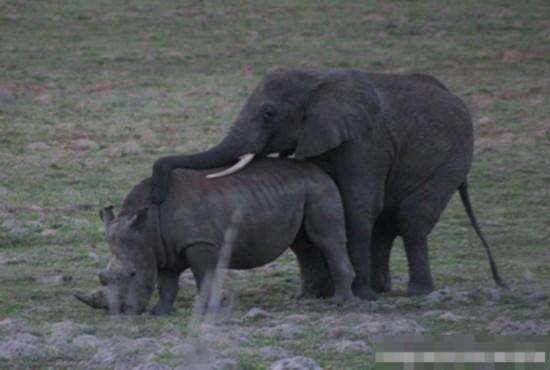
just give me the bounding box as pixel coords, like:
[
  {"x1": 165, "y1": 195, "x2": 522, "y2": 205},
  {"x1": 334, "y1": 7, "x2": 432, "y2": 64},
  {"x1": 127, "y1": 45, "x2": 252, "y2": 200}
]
[
  {"x1": 185, "y1": 243, "x2": 225, "y2": 314},
  {"x1": 151, "y1": 270, "x2": 180, "y2": 315}
]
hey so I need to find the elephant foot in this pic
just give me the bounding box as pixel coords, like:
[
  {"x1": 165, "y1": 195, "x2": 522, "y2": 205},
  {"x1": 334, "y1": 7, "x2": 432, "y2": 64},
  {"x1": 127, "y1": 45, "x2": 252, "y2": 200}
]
[
  {"x1": 329, "y1": 295, "x2": 347, "y2": 306},
  {"x1": 151, "y1": 304, "x2": 177, "y2": 316},
  {"x1": 353, "y1": 282, "x2": 377, "y2": 301},
  {"x1": 331, "y1": 287, "x2": 354, "y2": 304},
  {"x1": 371, "y1": 273, "x2": 392, "y2": 294},
  {"x1": 407, "y1": 281, "x2": 434, "y2": 296}
]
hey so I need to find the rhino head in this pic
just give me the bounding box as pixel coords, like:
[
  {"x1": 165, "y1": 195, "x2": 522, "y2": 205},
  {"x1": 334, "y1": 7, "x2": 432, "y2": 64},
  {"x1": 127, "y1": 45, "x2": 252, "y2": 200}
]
[{"x1": 75, "y1": 206, "x2": 158, "y2": 315}]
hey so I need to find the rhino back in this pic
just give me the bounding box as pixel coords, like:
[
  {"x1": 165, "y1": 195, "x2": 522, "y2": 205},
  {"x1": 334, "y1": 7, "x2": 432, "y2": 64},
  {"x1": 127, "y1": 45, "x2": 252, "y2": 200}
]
[{"x1": 160, "y1": 159, "x2": 333, "y2": 267}]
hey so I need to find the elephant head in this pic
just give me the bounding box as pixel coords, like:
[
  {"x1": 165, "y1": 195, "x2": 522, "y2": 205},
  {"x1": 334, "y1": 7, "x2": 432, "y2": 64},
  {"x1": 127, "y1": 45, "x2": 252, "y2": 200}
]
[
  {"x1": 75, "y1": 206, "x2": 158, "y2": 314},
  {"x1": 208, "y1": 68, "x2": 380, "y2": 176},
  {"x1": 151, "y1": 68, "x2": 380, "y2": 201}
]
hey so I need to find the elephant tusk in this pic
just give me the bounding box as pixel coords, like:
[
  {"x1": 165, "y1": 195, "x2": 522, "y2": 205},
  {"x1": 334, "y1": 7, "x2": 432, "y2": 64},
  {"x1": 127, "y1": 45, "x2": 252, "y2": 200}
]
[{"x1": 206, "y1": 153, "x2": 255, "y2": 179}]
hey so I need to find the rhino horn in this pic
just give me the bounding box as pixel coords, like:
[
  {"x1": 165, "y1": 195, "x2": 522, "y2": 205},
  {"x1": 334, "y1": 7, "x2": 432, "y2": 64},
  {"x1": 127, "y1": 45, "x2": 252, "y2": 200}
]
[{"x1": 74, "y1": 289, "x2": 108, "y2": 310}]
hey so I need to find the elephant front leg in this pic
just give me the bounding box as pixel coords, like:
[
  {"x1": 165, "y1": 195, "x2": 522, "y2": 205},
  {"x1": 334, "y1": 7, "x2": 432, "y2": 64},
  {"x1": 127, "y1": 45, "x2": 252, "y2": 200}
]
[
  {"x1": 334, "y1": 191, "x2": 378, "y2": 300},
  {"x1": 331, "y1": 147, "x2": 385, "y2": 301},
  {"x1": 370, "y1": 228, "x2": 396, "y2": 293},
  {"x1": 347, "y1": 217, "x2": 377, "y2": 300},
  {"x1": 151, "y1": 270, "x2": 180, "y2": 315},
  {"x1": 336, "y1": 180, "x2": 382, "y2": 300}
]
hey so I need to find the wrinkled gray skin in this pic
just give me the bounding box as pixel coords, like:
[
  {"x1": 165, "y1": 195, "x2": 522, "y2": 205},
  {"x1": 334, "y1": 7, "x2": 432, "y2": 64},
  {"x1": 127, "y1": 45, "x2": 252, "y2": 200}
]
[
  {"x1": 151, "y1": 68, "x2": 506, "y2": 299},
  {"x1": 75, "y1": 159, "x2": 355, "y2": 315},
  {"x1": 75, "y1": 205, "x2": 159, "y2": 315}
]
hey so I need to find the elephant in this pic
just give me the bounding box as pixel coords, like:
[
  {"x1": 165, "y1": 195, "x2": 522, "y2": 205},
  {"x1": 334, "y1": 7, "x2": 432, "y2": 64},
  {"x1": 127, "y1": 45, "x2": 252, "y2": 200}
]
[
  {"x1": 74, "y1": 159, "x2": 355, "y2": 315},
  {"x1": 151, "y1": 68, "x2": 506, "y2": 299}
]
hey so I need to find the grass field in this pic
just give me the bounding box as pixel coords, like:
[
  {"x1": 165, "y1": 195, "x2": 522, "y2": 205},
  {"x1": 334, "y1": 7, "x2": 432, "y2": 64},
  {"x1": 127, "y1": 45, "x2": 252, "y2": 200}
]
[{"x1": 1, "y1": 1, "x2": 549, "y2": 369}]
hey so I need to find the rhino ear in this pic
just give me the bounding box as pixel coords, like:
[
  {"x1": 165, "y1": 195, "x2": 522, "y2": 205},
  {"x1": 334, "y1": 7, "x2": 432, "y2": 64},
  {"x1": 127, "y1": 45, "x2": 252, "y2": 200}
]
[
  {"x1": 100, "y1": 206, "x2": 115, "y2": 227},
  {"x1": 128, "y1": 207, "x2": 149, "y2": 229}
]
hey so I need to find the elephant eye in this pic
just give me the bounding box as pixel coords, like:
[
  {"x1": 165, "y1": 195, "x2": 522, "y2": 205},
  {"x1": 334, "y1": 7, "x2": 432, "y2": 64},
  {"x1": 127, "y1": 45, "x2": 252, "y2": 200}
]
[
  {"x1": 263, "y1": 105, "x2": 276, "y2": 120},
  {"x1": 129, "y1": 271, "x2": 136, "y2": 278}
]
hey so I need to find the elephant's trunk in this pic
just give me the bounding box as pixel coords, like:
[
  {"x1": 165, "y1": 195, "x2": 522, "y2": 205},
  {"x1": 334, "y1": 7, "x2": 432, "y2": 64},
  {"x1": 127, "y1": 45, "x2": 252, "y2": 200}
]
[
  {"x1": 74, "y1": 289, "x2": 109, "y2": 310},
  {"x1": 158, "y1": 131, "x2": 257, "y2": 171},
  {"x1": 151, "y1": 128, "x2": 265, "y2": 203}
]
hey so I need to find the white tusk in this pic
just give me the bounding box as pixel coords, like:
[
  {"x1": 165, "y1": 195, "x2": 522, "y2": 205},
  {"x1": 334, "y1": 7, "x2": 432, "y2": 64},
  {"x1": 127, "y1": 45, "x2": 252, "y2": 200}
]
[{"x1": 206, "y1": 153, "x2": 255, "y2": 179}]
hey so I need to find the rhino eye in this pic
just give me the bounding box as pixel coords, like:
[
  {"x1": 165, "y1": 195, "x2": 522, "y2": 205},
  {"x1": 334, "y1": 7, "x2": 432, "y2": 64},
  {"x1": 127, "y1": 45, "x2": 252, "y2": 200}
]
[{"x1": 129, "y1": 271, "x2": 136, "y2": 278}]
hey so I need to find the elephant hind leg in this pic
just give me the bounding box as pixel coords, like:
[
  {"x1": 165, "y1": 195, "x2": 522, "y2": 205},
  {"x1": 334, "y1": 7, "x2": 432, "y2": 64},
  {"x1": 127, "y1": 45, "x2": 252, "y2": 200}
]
[
  {"x1": 403, "y1": 234, "x2": 434, "y2": 296},
  {"x1": 395, "y1": 158, "x2": 469, "y2": 296},
  {"x1": 395, "y1": 201, "x2": 445, "y2": 296}
]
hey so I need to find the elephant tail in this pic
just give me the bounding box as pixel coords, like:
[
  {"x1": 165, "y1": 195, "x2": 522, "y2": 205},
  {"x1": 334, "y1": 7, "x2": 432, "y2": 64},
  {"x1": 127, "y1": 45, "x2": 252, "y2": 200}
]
[{"x1": 458, "y1": 181, "x2": 508, "y2": 288}]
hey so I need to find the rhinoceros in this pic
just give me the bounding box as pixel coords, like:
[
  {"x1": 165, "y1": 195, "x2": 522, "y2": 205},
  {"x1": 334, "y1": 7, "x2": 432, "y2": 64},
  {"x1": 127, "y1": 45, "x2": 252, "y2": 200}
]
[{"x1": 75, "y1": 158, "x2": 354, "y2": 315}]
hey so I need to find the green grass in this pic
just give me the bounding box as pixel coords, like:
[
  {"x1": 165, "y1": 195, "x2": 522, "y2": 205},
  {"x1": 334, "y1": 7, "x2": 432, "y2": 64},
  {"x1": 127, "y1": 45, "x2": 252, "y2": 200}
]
[{"x1": 1, "y1": 0, "x2": 549, "y2": 369}]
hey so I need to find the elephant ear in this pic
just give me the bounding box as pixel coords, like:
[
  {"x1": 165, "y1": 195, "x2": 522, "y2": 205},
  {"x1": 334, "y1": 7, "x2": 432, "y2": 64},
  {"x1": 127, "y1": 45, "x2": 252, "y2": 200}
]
[{"x1": 295, "y1": 71, "x2": 381, "y2": 160}]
